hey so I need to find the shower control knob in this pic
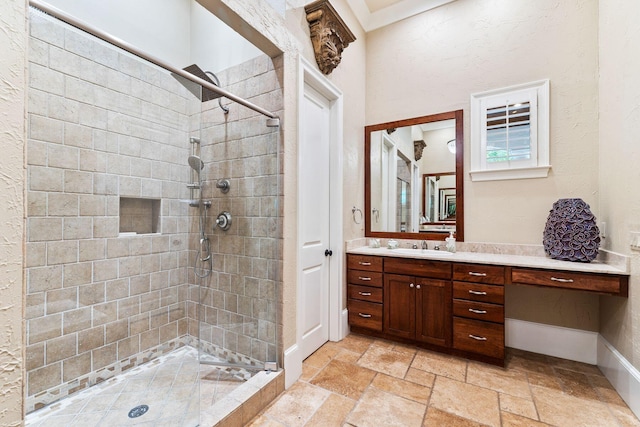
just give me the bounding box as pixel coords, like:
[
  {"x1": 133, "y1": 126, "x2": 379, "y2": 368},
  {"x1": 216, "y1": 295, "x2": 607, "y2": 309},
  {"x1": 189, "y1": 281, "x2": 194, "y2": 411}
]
[
  {"x1": 215, "y1": 211, "x2": 232, "y2": 231},
  {"x1": 216, "y1": 179, "x2": 230, "y2": 193}
]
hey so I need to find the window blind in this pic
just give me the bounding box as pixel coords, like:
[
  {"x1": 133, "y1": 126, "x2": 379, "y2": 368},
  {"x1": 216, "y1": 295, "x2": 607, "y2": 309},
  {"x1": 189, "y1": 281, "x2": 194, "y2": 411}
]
[{"x1": 486, "y1": 102, "x2": 531, "y2": 163}]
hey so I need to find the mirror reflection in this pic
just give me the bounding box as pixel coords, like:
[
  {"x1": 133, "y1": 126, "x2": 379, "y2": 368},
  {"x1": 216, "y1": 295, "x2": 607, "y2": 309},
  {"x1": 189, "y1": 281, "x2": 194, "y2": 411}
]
[{"x1": 365, "y1": 110, "x2": 464, "y2": 241}]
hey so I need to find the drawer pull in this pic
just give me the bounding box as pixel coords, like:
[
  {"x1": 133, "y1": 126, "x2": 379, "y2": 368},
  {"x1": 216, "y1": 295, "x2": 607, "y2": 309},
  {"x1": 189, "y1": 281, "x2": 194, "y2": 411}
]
[
  {"x1": 358, "y1": 276, "x2": 372, "y2": 281},
  {"x1": 358, "y1": 261, "x2": 372, "y2": 266},
  {"x1": 469, "y1": 334, "x2": 487, "y2": 341},
  {"x1": 358, "y1": 313, "x2": 372, "y2": 318},
  {"x1": 469, "y1": 272, "x2": 487, "y2": 277},
  {"x1": 550, "y1": 277, "x2": 574, "y2": 283},
  {"x1": 358, "y1": 291, "x2": 372, "y2": 296},
  {"x1": 469, "y1": 290, "x2": 487, "y2": 295},
  {"x1": 468, "y1": 308, "x2": 487, "y2": 314}
]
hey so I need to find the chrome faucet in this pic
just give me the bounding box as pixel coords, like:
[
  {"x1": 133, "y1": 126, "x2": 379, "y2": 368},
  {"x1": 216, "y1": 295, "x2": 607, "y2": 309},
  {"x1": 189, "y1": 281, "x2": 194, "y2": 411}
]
[{"x1": 421, "y1": 240, "x2": 428, "y2": 250}]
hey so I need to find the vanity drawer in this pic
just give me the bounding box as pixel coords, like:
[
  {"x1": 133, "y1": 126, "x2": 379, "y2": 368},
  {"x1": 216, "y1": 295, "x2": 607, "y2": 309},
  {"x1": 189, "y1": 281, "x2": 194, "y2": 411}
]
[
  {"x1": 348, "y1": 284, "x2": 383, "y2": 303},
  {"x1": 453, "y1": 263, "x2": 506, "y2": 285},
  {"x1": 453, "y1": 281, "x2": 504, "y2": 304},
  {"x1": 511, "y1": 267, "x2": 628, "y2": 296},
  {"x1": 348, "y1": 299, "x2": 383, "y2": 331},
  {"x1": 453, "y1": 317, "x2": 504, "y2": 360},
  {"x1": 347, "y1": 270, "x2": 383, "y2": 287},
  {"x1": 384, "y1": 257, "x2": 451, "y2": 279},
  {"x1": 347, "y1": 255, "x2": 383, "y2": 272},
  {"x1": 453, "y1": 299, "x2": 504, "y2": 323}
]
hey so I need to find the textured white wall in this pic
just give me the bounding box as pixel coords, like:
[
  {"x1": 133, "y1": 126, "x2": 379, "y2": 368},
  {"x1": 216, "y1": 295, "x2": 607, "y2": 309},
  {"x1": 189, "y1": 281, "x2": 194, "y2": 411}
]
[
  {"x1": 285, "y1": 0, "x2": 368, "y2": 243},
  {"x1": 366, "y1": 0, "x2": 600, "y2": 245},
  {"x1": 0, "y1": 0, "x2": 26, "y2": 424},
  {"x1": 366, "y1": 0, "x2": 602, "y2": 330},
  {"x1": 281, "y1": 0, "x2": 367, "y2": 344},
  {"x1": 598, "y1": 0, "x2": 640, "y2": 366}
]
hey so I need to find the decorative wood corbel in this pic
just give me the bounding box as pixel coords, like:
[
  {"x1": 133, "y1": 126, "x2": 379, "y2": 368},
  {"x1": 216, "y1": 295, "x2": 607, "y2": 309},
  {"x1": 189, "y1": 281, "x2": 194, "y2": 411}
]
[
  {"x1": 305, "y1": 0, "x2": 356, "y2": 75},
  {"x1": 414, "y1": 140, "x2": 427, "y2": 160}
]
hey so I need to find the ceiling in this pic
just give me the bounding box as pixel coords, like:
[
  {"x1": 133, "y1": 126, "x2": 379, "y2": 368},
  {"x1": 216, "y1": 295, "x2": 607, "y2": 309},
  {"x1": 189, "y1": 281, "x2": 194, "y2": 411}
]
[{"x1": 345, "y1": 0, "x2": 456, "y2": 32}]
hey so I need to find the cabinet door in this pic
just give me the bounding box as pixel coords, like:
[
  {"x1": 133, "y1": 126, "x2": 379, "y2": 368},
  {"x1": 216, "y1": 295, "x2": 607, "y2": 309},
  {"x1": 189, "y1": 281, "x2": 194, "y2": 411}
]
[
  {"x1": 416, "y1": 278, "x2": 451, "y2": 347},
  {"x1": 384, "y1": 274, "x2": 415, "y2": 339}
]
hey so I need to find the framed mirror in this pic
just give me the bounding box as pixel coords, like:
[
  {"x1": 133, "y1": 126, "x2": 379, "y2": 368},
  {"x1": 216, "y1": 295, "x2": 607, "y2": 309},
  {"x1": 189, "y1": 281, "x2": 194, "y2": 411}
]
[{"x1": 365, "y1": 110, "x2": 464, "y2": 241}]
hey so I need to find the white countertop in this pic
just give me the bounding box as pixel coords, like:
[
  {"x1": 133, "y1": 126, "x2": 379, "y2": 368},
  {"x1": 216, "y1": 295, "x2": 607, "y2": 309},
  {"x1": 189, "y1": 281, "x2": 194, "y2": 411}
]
[{"x1": 347, "y1": 246, "x2": 629, "y2": 275}]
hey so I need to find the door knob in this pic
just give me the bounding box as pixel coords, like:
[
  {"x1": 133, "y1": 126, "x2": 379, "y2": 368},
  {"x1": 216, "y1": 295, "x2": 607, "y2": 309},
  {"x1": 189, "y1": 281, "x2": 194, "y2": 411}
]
[{"x1": 324, "y1": 249, "x2": 333, "y2": 257}]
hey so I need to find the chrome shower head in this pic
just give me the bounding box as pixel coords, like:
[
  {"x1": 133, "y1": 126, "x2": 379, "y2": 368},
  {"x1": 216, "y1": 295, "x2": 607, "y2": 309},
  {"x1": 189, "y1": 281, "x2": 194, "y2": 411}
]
[
  {"x1": 188, "y1": 155, "x2": 204, "y2": 171},
  {"x1": 172, "y1": 64, "x2": 222, "y2": 102}
]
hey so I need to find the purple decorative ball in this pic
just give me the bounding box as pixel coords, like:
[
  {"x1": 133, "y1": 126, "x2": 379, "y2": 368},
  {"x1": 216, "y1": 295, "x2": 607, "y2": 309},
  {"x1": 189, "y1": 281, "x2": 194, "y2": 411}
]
[{"x1": 543, "y1": 198, "x2": 600, "y2": 262}]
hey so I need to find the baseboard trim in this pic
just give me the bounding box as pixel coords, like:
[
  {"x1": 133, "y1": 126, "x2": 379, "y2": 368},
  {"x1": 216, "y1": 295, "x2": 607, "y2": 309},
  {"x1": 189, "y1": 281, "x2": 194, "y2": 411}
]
[
  {"x1": 598, "y1": 336, "x2": 640, "y2": 419},
  {"x1": 283, "y1": 344, "x2": 301, "y2": 389},
  {"x1": 505, "y1": 318, "x2": 598, "y2": 364},
  {"x1": 341, "y1": 308, "x2": 350, "y2": 339}
]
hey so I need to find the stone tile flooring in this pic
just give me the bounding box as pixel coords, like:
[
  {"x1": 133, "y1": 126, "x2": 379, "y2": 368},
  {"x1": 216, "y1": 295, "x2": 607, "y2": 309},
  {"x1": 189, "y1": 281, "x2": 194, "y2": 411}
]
[
  {"x1": 25, "y1": 346, "x2": 250, "y2": 427},
  {"x1": 249, "y1": 334, "x2": 640, "y2": 427}
]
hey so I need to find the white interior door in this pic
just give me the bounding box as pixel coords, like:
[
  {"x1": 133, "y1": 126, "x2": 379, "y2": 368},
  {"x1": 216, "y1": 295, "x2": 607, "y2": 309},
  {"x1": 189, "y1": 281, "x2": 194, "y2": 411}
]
[{"x1": 299, "y1": 83, "x2": 331, "y2": 360}]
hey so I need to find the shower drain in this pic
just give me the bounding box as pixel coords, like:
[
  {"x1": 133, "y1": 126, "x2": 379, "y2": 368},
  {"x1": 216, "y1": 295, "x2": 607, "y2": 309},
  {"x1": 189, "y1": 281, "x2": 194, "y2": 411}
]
[{"x1": 128, "y1": 404, "x2": 149, "y2": 419}]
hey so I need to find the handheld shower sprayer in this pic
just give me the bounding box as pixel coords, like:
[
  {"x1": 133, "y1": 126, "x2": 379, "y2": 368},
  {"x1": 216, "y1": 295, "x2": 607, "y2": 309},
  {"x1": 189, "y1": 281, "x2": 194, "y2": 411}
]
[{"x1": 188, "y1": 155, "x2": 204, "y2": 171}]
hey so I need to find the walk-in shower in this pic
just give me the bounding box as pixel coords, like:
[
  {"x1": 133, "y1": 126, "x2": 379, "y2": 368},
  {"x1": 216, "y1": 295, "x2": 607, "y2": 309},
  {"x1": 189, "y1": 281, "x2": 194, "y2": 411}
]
[{"x1": 24, "y1": 1, "x2": 283, "y2": 425}]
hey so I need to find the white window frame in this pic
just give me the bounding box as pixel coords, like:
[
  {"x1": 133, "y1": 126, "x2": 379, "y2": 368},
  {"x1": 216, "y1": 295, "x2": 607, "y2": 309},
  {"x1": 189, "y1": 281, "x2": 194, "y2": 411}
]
[{"x1": 470, "y1": 80, "x2": 550, "y2": 181}]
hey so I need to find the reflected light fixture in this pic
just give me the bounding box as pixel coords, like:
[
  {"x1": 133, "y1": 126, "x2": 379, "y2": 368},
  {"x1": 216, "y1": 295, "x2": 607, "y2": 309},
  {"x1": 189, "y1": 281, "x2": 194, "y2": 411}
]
[{"x1": 447, "y1": 139, "x2": 456, "y2": 154}]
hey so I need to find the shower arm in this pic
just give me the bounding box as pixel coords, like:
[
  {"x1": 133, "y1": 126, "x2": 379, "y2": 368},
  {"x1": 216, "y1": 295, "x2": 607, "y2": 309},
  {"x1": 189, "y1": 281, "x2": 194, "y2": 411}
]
[{"x1": 29, "y1": 0, "x2": 279, "y2": 120}]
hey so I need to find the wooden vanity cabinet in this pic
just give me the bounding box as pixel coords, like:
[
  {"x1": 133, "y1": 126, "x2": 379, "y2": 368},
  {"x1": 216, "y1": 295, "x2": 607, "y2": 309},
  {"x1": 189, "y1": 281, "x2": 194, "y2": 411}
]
[
  {"x1": 347, "y1": 251, "x2": 628, "y2": 368},
  {"x1": 452, "y1": 263, "x2": 506, "y2": 363},
  {"x1": 347, "y1": 255, "x2": 384, "y2": 331},
  {"x1": 383, "y1": 258, "x2": 452, "y2": 347},
  {"x1": 384, "y1": 274, "x2": 451, "y2": 347},
  {"x1": 511, "y1": 267, "x2": 628, "y2": 296}
]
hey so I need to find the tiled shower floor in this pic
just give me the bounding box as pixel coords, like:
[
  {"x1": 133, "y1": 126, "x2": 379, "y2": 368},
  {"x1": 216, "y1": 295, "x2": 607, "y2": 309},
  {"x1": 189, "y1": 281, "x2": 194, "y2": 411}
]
[{"x1": 25, "y1": 346, "x2": 251, "y2": 427}]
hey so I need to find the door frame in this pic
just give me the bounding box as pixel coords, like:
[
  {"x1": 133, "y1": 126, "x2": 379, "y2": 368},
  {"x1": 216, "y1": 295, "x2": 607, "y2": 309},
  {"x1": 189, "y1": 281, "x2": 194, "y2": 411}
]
[{"x1": 288, "y1": 56, "x2": 344, "y2": 386}]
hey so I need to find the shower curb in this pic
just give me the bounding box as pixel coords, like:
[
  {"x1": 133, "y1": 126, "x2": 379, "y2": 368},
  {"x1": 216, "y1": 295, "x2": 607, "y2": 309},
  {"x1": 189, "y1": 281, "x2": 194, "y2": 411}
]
[{"x1": 201, "y1": 368, "x2": 285, "y2": 426}]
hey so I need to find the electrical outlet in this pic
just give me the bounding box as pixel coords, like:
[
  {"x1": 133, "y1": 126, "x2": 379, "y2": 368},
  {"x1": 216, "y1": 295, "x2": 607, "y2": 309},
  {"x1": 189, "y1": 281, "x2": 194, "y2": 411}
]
[
  {"x1": 600, "y1": 221, "x2": 606, "y2": 239},
  {"x1": 630, "y1": 232, "x2": 640, "y2": 251}
]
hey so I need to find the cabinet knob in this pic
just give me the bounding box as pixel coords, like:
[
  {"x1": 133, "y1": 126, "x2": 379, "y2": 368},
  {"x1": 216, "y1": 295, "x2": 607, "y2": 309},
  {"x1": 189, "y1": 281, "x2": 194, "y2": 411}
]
[
  {"x1": 409, "y1": 283, "x2": 414, "y2": 288},
  {"x1": 416, "y1": 284, "x2": 421, "y2": 289}
]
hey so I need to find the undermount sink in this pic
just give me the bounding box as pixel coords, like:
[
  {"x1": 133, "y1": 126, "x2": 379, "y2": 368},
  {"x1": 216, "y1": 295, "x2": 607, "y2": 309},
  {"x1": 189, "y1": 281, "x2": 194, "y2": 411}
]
[{"x1": 388, "y1": 248, "x2": 453, "y2": 256}]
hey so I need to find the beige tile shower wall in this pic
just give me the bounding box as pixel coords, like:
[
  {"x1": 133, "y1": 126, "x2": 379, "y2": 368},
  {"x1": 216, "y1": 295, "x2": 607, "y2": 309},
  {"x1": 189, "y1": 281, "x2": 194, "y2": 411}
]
[
  {"x1": 187, "y1": 54, "x2": 283, "y2": 364},
  {"x1": 25, "y1": 12, "x2": 194, "y2": 403}
]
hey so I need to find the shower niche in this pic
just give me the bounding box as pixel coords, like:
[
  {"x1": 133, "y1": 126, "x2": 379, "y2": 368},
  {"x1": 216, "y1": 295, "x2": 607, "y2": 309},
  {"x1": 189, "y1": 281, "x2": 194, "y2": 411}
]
[{"x1": 119, "y1": 197, "x2": 161, "y2": 234}]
